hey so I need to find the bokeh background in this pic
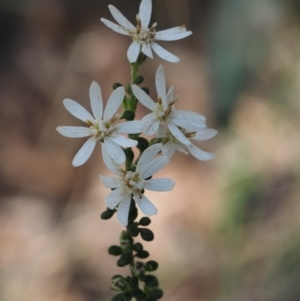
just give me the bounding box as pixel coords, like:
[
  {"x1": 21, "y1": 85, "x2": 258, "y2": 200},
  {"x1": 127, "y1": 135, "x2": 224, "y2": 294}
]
[{"x1": 1, "y1": 0, "x2": 300, "y2": 300}]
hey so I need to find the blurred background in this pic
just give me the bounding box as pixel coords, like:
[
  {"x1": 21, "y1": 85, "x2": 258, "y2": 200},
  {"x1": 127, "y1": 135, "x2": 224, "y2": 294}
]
[{"x1": 0, "y1": 0, "x2": 300, "y2": 300}]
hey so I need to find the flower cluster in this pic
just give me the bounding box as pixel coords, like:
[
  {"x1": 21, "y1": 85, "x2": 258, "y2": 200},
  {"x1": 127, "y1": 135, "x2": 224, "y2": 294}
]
[{"x1": 57, "y1": 0, "x2": 217, "y2": 226}]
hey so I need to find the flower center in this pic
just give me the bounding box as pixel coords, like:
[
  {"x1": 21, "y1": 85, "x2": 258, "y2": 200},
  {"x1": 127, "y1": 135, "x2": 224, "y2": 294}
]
[
  {"x1": 122, "y1": 171, "x2": 144, "y2": 195},
  {"x1": 87, "y1": 119, "x2": 116, "y2": 141},
  {"x1": 132, "y1": 16, "x2": 157, "y2": 44},
  {"x1": 154, "y1": 96, "x2": 177, "y2": 121}
]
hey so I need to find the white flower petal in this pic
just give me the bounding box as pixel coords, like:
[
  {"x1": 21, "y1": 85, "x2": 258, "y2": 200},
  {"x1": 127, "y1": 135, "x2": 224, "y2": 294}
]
[
  {"x1": 111, "y1": 134, "x2": 137, "y2": 148},
  {"x1": 144, "y1": 178, "x2": 175, "y2": 191},
  {"x1": 134, "y1": 194, "x2": 157, "y2": 216},
  {"x1": 136, "y1": 143, "x2": 162, "y2": 173},
  {"x1": 151, "y1": 43, "x2": 180, "y2": 63},
  {"x1": 141, "y1": 113, "x2": 160, "y2": 136},
  {"x1": 142, "y1": 156, "x2": 169, "y2": 179},
  {"x1": 155, "y1": 26, "x2": 188, "y2": 36},
  {"x1": 116, "y1": 120, "x2": 142, "y2": 134},
  {"x1": 99, "y1": 175, "x2": 122, "y2": 189},
  {"x1": 101, "y1": 143, "x2": 123, "y2": 176},
  {"x1": 155, "y1": 29, "x2": 192, "y2": 41},
  {"x1": 192, "y1": 129, "x2": 218, "y2": 141},
  {"x1": 104, "y1": 138, "x2": 126, "y2": 164},
  {"x1": 89, "y1": 81, "x2": 103, "y2": 120},
  {"x1": 132, "y1": 85, "x2": 156, "y2": 110},
  {"x1": 162, "y1": 142, "x2": 176, "y2": 158},
  {"x1": 103, "y1": 86, "x2": 125, "y2": 120},
  {"x1": 167, "y1": 122, "x2": 191, "y2": 145},
  {"x1": 156, "y1": 125, "x2": 168, "y2": 137},
  {"x1": 171, "y1": 110, "x2": 206, "y2": 131},
  {"x1": 166, "y1": 85, "x2": 174, "y2": 103},
  {"x1": 117, "y1": 194, "x2": 132, "y2": 226},
  {"x1": 100, "y1": 18, "x2": 130, "y2": 35},
  {"x1": 142, "y1": 43, "x2": 154, "y2": 58},
  {"x1": 127, "y1": 41, "x2": 141, "y2": 63},
  {"x1": 72, "y1": 137, "x2": 96, "y2": 167},
  {"x1": 108, "y1": 5, "x2": 135, "y2": 31},
  {"x1": 155, "y1": 65, "x2": 166, "y2": 98},
  {"x1": 63, "y1": 99, "x2": 94, "y2": 122},
  {"x1": 56, "y1": 126, "x2": 91, "y2": 138},
  {"x1": 104, "y1": 187, "x2": 123, "y2": 209},
  {"x1": 186, "y1": 144, "x2": 215, "y2": 161},
  {"x1": 139, "y1": 0, "x2": 152, "y2": 28}
]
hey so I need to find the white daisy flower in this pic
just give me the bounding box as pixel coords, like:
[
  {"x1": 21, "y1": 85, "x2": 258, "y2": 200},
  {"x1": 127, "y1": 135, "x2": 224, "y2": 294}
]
[
  {"x1": 132, "y1": 64, "x2": 206, "y2": 145},
  {"x1": 99, "y1": 143, "x2": 175, "y2": 226},
  {"x1": 158, "y1": 126, "x2": 218, "y2": 161},
  {"x1": 57, "y1": 81, "x2": 142, "y2": 166},
  {"x1": 100, "y1": 0, "x2": 192, "y2": 63}
]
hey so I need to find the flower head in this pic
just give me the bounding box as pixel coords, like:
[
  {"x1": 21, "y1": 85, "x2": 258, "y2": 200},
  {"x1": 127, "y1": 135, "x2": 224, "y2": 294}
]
[
  {"x1": 99, "y1": 143, "x2": 175, "y2": 226},
  {"x1": 100, "y1": 0, "x2": 192, "y2": 63},
  {"x1": 57, "y1": 81, "x2": 141, "y2": 166},
  {"x1": 158, "y1": 126, "x2": 218, "y2": 161},
  {"x1": 132, "y1": 64, "x2": 206, "y2": 145}
]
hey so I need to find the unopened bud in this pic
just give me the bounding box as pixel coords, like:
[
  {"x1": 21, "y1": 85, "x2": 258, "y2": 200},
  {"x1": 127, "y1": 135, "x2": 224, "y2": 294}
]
[{"x1": 111, "y1": 276, "x2": 127, "y2": 292}]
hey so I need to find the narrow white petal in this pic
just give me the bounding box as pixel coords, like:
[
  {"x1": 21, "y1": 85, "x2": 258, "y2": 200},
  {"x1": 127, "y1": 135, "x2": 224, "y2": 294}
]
[
  {"x1": 166, "y1": 85, "x2": 174, "y2": 103},
  {"x1": 111, "y1": 134, "x2": 137, "y2": 148},
  {"x1": 89, "y1": 81, "x2": 103, "y2": 120},
  {"x1": 141, "y1": 114, "x2": 160, "y2": 136},
  {"x1": 56, "y1": 126, "x2": 91, "y2": 138},
  {"x1": 139, "y1": 0, "x2": 152, "y2": 28},
  {"x1": 151, "y1": 43, "x2": 180, "y2": 63},
  {"x1": 104, "y1": 138, "x2": 126, "y2": 164},
  {"x1": 155, "y1": 29, "x2": 192, "y2": 41},
  {"x1": 104, "y1": 187, "x2": 123, "y2": 209},
  {"x1": 103, "y1": 86, "x2": 125, "y2": 120},
  {"x1": 72, "y1": 137, "x2": 96, "y2": 167},
  {"x1": 171, "y1": 110, "x2": 206, "y2": 131},
  {"x1": 101, "y1": 143, "x2": 123, "y2": 176},
  {"x1": 127, "y1": 41, "x2": 141, "y2": 63},
  {"x1": 63, "y1": 99, "x2": 94, "y2": 122},
  {"x1": 137, "y1": 143, "x2": 162, "y2": 173},
  {"x1": 142, "y1": 43, "x2": 154, "y2": 58},
  {"x1": 117, "y1": 194, "x2": 132, "y2": 226},
  {"x1": 132, "y1": 85, "x2": 156, "y2": 110},
  {"x1": 186, "y1": 144, "x2": 215, "y2": 161},
  {"x1": 192, "y1": 129, "x2": 218, "y2": 141},
  {"x1": 156, "y1": 125, "x2": 168, "y2": 137},
  {"x1": 155, "y1": 65, "x2": 166, "y2": 98},
  {"x1": 134, "y1": 194, "x2": 157, "y2": 216},
  {"x1": 162, "y1": 142, "x2": 176, "y2": 158},
  {"x1": 142, "y1": 156, "x2": 169, "y2": 179},
  {"x1": 167, "y1": 122, "x2": 191, "y2": 145},
  {"x1": 155, "y1": 26, "x2": 188, "y2": 36},
  {"x1": 116, "y1": 120, "x2": 142, "y2": 134},
  {"x1": 100, "y1": 18, "x2": 130, "y2": 35},
  {"x1": 99, "y1": 175, "x2": 122, "y2": 189},
  {"x1": 144, "y1": 178, "x2": 175, "y2": 191},
  {"x1": 108, "y1": 5, "x2": 135, "y2": 31}
]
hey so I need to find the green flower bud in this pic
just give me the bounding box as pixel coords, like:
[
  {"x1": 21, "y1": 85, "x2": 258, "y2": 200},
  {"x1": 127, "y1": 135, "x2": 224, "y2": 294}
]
[
  {"x1": 136, "y1": 250, "x2": 149, "y2": 259},
  {"x1": 133, "y1": 242, "x2": 143, "y2": 252},
  {"x1": 141, "y1": 87, "x2": 150, "y2": 95},
  {"x1": 134, "y1": 76, "x2": 144, "y2": 84},
  {"x1": 144, "y1": 275, "x2": 159, "y2": 287},
  {"x1": 140, "y1": 228, "x2": 154, "y2": 241},
  {"x1": 149, "y1": 289, "x2": 163, "y2": 300},
  {"x1": 112, "y1": 82, "x2": 123, "y2": 90},
  {"x1": 139, "y1": 217, "x2": 151, "y2": 226},
  {"x1": 117, "y1": 251, "x2": 132, "y2": 267},
  {"x1": 132, "y1": 288, "x2": 146, "y2": 300},
  {"x1": 146, "y1": 260, "x2": 159, "y2": 272},
  {"x1": 111, "y1": 276, "x2": 127, "y2": 292},
  {"x1": 137, "y1": 137, "x2": 149, "y2": 151},
  {"x1": 100, "y1": 208, "x2": 115, "y2": 220},
  {"x1": 129, "y1": 276, "x2": 138, "y2": 289},
  {"x1": 128, "y1": 224, "x2": 139, "y2": 237},
  {"x1": 120, "y1": 231, "x2": 132, "y2": 249},
  {"x1": 111, "y1": 293, "x2": 123, "y2": 301},
  {"x1": 121, "y1": 110, "x2": 135, "y2": 121},
  {"x1": 108, "y1": 245, "x2": 122, "y2": 256},
  {"x1": 122, "y1": 292, "x2": 132, "y2": 301}
]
